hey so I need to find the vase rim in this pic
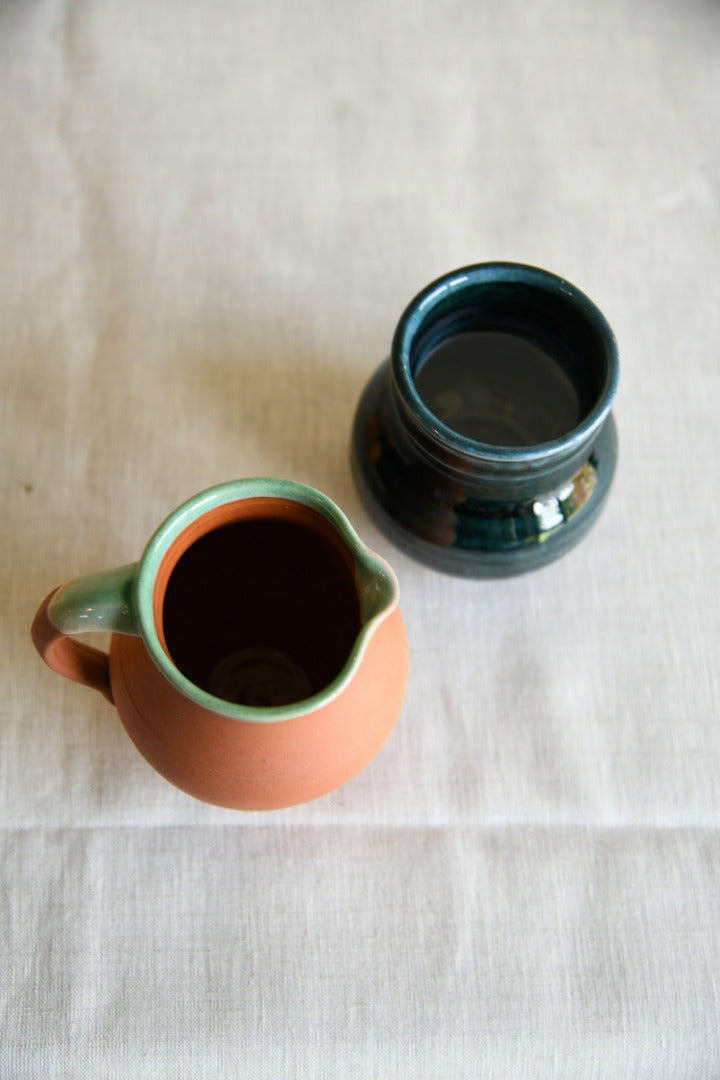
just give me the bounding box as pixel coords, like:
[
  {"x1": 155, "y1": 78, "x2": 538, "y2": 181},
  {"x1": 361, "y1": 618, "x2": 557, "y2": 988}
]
[{"x1": 391, "y1": 261, "x2": 619, "y2": 465}]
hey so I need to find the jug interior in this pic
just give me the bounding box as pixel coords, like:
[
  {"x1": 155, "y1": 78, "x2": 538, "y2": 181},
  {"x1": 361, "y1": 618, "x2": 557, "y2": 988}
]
[{"x1": 160, "y1": 512, "x2": 361, "y2": 708}]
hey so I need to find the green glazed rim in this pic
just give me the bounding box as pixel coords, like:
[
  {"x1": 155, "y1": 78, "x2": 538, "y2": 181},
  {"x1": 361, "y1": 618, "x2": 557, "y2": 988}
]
[{"x1": 133, "y1": 478, "x2": 399, "y2": 722}]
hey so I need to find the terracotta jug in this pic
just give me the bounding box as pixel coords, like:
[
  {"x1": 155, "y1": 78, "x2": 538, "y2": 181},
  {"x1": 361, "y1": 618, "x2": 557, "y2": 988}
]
[{"x1": 31, "y1": 479, "x2": 409, "y2": 810}]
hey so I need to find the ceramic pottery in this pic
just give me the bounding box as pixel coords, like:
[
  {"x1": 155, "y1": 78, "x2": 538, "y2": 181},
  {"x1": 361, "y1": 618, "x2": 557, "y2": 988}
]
[
  {"x1": 351, "y1": 262, "x2": 619, "y2": 576},
  {"x1": 31, "y1": 479, "x2": 409, "y2": 810}
]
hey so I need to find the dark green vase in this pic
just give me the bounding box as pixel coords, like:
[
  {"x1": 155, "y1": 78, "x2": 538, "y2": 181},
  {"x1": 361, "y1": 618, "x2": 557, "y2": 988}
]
[{"x1": 351, "y1": 262, "x2": 619, "y2": 577}]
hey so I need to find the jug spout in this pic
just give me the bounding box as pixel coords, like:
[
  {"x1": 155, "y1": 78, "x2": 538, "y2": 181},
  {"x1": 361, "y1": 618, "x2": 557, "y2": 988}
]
[{"x1": 353, "y1": 545, "x2": 400, "y2": 627}]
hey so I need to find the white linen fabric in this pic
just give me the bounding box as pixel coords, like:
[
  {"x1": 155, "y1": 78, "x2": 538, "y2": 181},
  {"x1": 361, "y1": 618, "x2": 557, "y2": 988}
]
[{"x1": 2, "y1": 0, "x2": 719, "y2": 1076}]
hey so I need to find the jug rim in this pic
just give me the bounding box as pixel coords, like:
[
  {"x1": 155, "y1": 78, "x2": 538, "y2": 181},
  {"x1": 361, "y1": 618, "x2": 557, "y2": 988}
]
[{"x1": 133, "y1": 478, "x2": 400, "y2": 723}]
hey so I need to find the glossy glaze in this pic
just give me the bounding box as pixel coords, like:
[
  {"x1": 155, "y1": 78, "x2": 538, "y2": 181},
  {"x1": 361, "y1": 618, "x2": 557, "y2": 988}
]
[{"x1": 351, "y1": 263, "x2": 619, "y2": 576}]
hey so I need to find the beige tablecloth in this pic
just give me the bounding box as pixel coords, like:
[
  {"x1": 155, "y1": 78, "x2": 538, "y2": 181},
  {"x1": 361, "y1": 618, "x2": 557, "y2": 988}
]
[{"x1": 2, "y1": 1, "x2": 719, "y2": 1076}]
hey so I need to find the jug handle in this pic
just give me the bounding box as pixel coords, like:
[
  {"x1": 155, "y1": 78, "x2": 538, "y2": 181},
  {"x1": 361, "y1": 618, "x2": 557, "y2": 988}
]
[{"x1": 31, "y1": 564, "x2": 139, "y2": 705}]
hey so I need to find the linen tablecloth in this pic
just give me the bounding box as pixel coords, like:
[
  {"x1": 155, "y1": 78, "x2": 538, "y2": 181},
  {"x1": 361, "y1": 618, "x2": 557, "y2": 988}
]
[{"x1": 2, "y1": 1, "x2": 719, "y2": 1076}]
